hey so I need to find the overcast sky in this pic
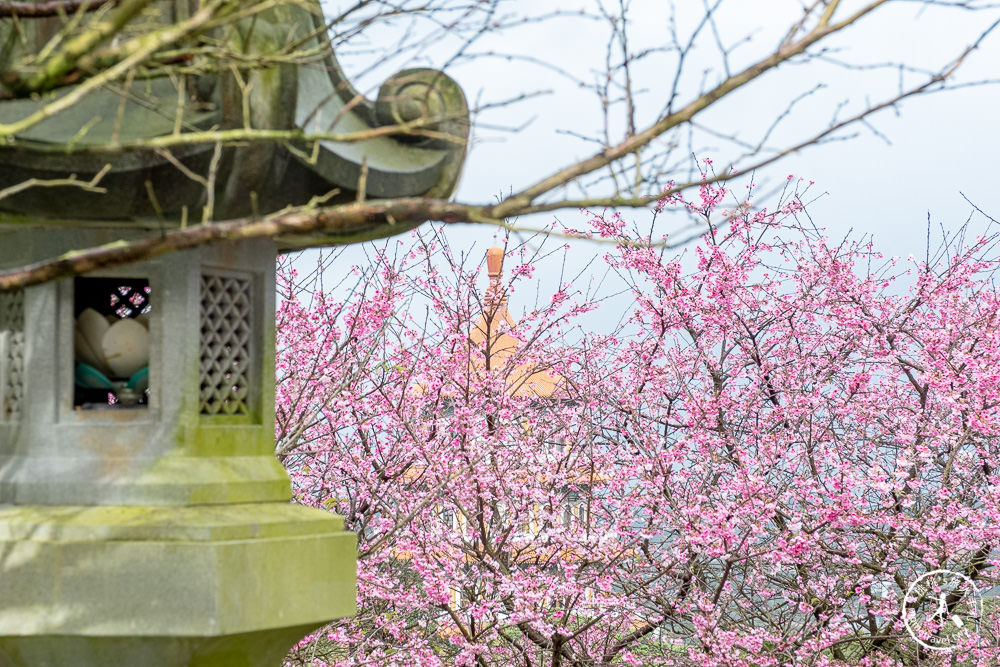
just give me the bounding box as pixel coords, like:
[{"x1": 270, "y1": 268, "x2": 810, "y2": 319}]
[{"x1": 317, "y1": 0, "x2": 1000, "y2": 314}]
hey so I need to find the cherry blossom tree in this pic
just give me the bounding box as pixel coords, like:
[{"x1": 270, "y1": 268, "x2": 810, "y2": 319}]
[{"x1": 276, "y1": 179, "x2": 1000, "y2": 666}]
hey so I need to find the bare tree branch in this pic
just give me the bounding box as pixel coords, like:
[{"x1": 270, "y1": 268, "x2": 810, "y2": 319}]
[{"x1": 0, "y1": 0, "x2": 997, "y2": 298}]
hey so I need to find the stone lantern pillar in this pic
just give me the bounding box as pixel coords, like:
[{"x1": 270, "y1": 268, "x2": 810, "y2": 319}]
[
  {"x1": 0, "y1": 2, "x2": 468, "y2": 666},
  {"x1": 0, "y1": 234, "x2": 354, "y2": 667}
]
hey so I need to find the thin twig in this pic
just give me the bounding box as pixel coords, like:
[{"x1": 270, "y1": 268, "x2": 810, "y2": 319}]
[{"x1": 0, "y1": 163, "x2": 111, "y2": 201}]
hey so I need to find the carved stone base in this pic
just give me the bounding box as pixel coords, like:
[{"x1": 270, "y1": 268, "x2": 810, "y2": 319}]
[
  {"x1": 0, "y1": 503, "x2": 355, "y2": 667},
  {"x1": 0, "y1": 627, "x2": 319, "y2": 667}
]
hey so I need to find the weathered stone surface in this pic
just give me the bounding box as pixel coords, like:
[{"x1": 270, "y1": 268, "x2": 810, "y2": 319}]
[
  {"x1": 0, "y1": 504, "x2": 355, "y2": 636},
  {"x1": 0, "y1": 628, "x2": 319, "y2": 667},
  {"x1": 0, "y1": 232, "x2": 356, "y2": 666},
  {"x1": 0, "y1": 2, "x2": 472, "y2": 662},
  {"x1": 0, "y1": 232, "x2": 287, "y2": 507},
  {"x1": 0, "y1": 1, "x2": 470, "y2": 245}
]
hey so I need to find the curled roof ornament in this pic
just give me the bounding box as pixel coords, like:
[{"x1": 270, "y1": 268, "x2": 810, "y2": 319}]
[{"x1": 0, "y1": 1, "x2": 469, "y2": 248}]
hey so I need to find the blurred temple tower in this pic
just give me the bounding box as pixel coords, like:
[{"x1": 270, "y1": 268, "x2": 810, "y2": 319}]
[{"x1": 470, "y1": 246, "x2": 563, "y2": 399}]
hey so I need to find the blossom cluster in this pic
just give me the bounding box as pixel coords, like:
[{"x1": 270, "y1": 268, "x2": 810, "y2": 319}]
[{"x1": 278, "y1": 187, "x2": 1000, "y2": 666}]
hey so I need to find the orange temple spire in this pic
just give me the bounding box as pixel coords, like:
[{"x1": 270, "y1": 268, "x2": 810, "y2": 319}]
[{"x1": 485, "y1": 246, "x2": 506, "y2": 307}]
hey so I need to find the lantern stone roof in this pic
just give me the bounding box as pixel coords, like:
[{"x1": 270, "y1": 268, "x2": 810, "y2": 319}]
[
  {"x1": 0, "y1": 1, "x2": 468, "y2": 249},
  {"x1": 468, "y1": 246, "x2": 563, "y2": 399}
]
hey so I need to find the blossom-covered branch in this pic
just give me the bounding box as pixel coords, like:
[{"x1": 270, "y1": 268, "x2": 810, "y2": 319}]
[{"x1": 279, "y1": 185, "x2": 1000, "y2": 665}]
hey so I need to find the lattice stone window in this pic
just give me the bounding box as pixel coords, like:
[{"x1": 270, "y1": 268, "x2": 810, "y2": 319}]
[
  {"x1": 0, "y1": 289, "x2": 25, "y2": 422},
  {"x1": 199, "y1": 273, "x2": 252, "y2": 416}
]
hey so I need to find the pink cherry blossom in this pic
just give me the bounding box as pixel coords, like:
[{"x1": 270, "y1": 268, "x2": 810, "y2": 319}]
[{"x1": 279, "y1": 185, "x2": 1000, "y2": 666}]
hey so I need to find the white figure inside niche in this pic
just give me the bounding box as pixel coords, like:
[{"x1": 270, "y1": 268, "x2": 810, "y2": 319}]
[{"x1": 73, "y1": 282, "x2": 151, "y2": 406}]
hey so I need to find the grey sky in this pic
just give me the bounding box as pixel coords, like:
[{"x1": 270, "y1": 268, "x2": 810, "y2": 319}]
[{"x1": 316, "y1": 0, "x2": 1000, "y2": 313}]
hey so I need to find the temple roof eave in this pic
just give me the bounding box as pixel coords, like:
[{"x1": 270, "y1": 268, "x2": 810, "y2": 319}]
[{"x1": 0, "y1": 1, "x2": 469, "y2": 248}]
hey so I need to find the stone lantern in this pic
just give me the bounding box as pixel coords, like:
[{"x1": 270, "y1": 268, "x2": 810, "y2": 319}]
[{"x1": 0, "y1": 2, "x2": 468, "y2": 666}]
